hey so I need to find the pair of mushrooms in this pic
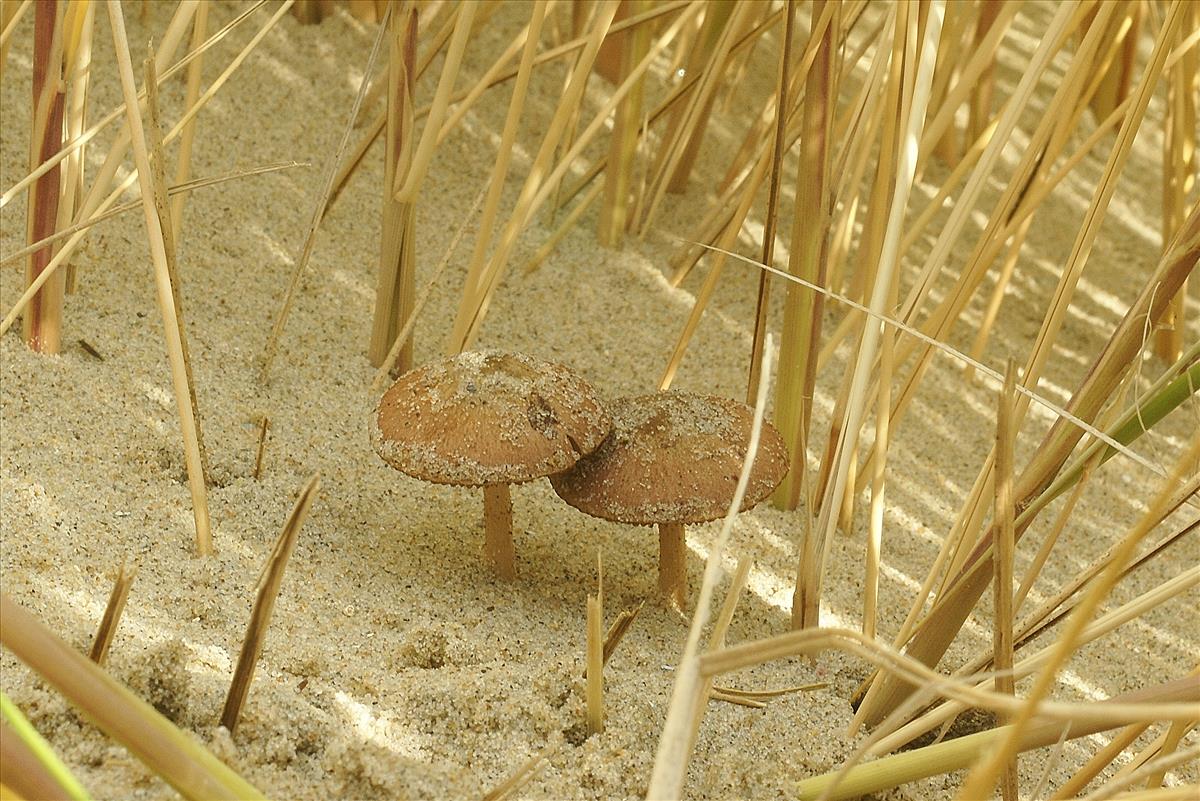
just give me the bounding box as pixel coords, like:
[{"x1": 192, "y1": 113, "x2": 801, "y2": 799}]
[{"x1": 371, "y1": 351, "x2": 788, "y2": 608}]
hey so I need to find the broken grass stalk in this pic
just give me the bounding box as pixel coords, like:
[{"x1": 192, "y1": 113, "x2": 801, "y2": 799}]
[
  {"x1": 221, "y1": 474, "x2": 321, "y2": 734},
  {"x1": 586, "y1": 590, "x2": 604, "y2": 736},
  {"x1": 89, "y1": 561, "x2": 137, "y2": 666}
]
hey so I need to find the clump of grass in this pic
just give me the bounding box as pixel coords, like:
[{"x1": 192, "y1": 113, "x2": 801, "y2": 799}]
[
  {"x1": 2, "y1": 3, "x2": 1196, "y2": 799},
  {"x1": 1, "y1": 594, "x2": 264, "y2": 800}
]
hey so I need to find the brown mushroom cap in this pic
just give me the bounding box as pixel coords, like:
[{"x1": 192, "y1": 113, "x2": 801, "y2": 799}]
[
  {"x1": 371, "y1": 351, "x2": 611, "y2": 486},
  {"x1": 550, "y1": 391, "x2": 789, "y2": 525}
]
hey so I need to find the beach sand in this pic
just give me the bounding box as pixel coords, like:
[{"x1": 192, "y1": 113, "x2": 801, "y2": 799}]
[{"x1": 2, "y1": 2, "x2": 1196, "y2": 799}]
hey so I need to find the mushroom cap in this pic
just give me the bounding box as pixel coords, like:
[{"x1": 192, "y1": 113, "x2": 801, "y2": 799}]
[
  {"x1": 372, "y1": 351, "x2": 611, "y2": 487},
  {"x1": 549, "y1": 391, "x2": 789, "y2": 525}
]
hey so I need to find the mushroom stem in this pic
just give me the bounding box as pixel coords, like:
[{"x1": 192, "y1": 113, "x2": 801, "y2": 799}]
[
  {"x1": 658, "y1": 522, "x2": 687, "y2": 610},
  {"x1": 483, "y1": 484, "x2": 516, "y2": 579}
]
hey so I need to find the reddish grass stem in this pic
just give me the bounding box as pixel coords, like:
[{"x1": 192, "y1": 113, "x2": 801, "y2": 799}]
[{"x1": 24, "y1": 0, "x2": 66, "y2": 353}]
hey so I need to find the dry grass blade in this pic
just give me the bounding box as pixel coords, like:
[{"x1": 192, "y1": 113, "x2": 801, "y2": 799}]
[
  {"x1": 709, "y1": 690, "x2": 766, "y2": 709},
  {"x1": 1155, "y1": 3, "x2": 1197, "y2": 362},
  {"x1": 326, "y1": 2, "x2": 493, "y2": 209},
  {"x1": 993, "y1": 361, "x2": 1018, "y2": 801},
  {"x1": 261, "y1": 0, "x2": 386, "y2": 378},
  {"x1": 711, "y1": 682, "x2": 827, "y2": 699},
  {"x1": 693, "y1": 559, "x2": 754, "y2": 722},
  {"x1": 480, "y1": 741, "x2": 562, "y2": 801},
  {"x1": 59, "y1": 0, "x2": 95, "y2": 295},
  {"x1": 106, "y1": 0, "x2": 211, "y2": 556},
  {"x1": 698, "y1": 240, "x2": 1184, "y2": 480},
  {"x1": 867, "y1": 564, "x2": 1200, "y2": 757},
  {"x1": 23, "y1": 0, "x2": 66, "y2": 353},
  {"x1": 1140, "y1": 719, "x2": 1196, "y2": 791},
  {"x1": 956, "y1": 517, "x2": 1199, "y2": 685},
  {"x1": 658, "y1": 147, "x2": 771, "y2": 392},
  {"x1": 859, "y1": 5, "x2": 1193, "y2": 615},
  {"x1": 745, "y1": 0, "x2": 795, "y2": 406},
  {"x1": 647, "y1": 338, "x2": 774, "y2": 800},
  {"x1": 144, "y1": 54, "x2": 210, "y2": 486},
  {"x1": 701, "y1": 627, "x2": 1198, "y2": 728},
  {"x1": 1, "y1": 1, "x2": 265, "y2": 211},
  {"x1": 581, "y1": 600, "x2": 645, "y2": 677},
  {"x1": 456, "y1": 1, "x2": 706, "y2": 351},
  {"x1": 1086, "y1": 746, "x2": 1200, "y2": 801},
  {"x1": 1092, "y1": 787, "x2": 1200, "y2": 801},
  {"x1": 221, "y1": 474, "x2": 320, "y2": 734},
  {"x1": 1049, "y1": 720, "x2": 1157, "y2": 800},
  {"x1": 252, "y1": 416, "x2": 269, "y2": 480},
  {"x1": 954, "y1": 433, "x2": 1200, "y2": 799},
  {"x1": 601, "y1": 600, "x2": 643, "y2": 667},
  {"x1": 1, "y1": 1, "x2": 291, "y2": 341},
  {"x1": 585, "y1": 591, "x2": 604, "y2": 736},
  {"x1": 793, "y1": 0, "x2": 943, "y2": 630},
  {"x1": 843, "y1": 5, "x2": 1092, "y2": 530},
  {"x1": 392, "y1": 3, "x2": 477, "y2": 203},
  {"x1": 597, "y1": 0, "x2": 649, "y2": 248},
  {"x1": 169, "y1": 1, "x2": 209, "y2": 237},
  {"x1": 636, "y1": 1, "x2": 747, "y2": 235},
  {"x1": 0, "y1": 594, "x2": 264, "y2": 799},
  {"x1": 770, "y1": 0, "x2": 828, "y2": 511},
  {"x1": 445, "y1": 0, "x2": 550, "y2": 356},
  {"x1": 1017, "y1": 516, "x2": 1197, "y2": 655},
  {"x1": 0, "y1": 1, "x2": 32, "y2": 81},
  {"x1": 0, "y1": 162, "x2": 303, "y2": 270},
  {"x1": 858, "y1": 193, "x2": 1199, "y2": 729},
  {"x1": 795, "y1": 676, "x2": 1200, "y2": 801},
  {"x1": 1, "y1": 692, "x2": 90, "y2": 801},
  {"x1": 371, "y1": 182, "x2": 488, "y2": 391},
  {"x1": 368, "y1": 9, "x2": 418, "y2": 370},
  {"x1": 89, "y1": 562, "x2": 136, "y2": 666},
  {"x1": 18, "y1": 0, "x2": 199, "y2": 242}
]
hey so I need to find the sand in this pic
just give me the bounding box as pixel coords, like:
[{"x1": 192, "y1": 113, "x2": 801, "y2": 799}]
[{"x1": 1, "y1": 2, "x2": 1196, "y2": 799}]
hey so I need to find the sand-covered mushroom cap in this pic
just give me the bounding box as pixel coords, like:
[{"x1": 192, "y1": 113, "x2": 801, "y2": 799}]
[
  {"x1": 550, "y1": 391, "x2": 788, "y2": 525},
  {"x1": 372, "y1": 351, "x2": 611, "y2": 486}
]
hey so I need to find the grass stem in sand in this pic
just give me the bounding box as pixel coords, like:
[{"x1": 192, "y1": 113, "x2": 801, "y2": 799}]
[
  {"x1": 144, "y1": 54, "x2": 210, "y2": 486},
  {"x1": 253, "y1": 416, "x2": 270, "y2": 480},
  {"x1": 1, "y1": 593, "x2": 264, "y2": 799},
  {"x1": 793, "y1": 0, "x2": 941, "y2": 630},
  {"x1": 481, "y1": 741, "x2": 562, "y2": 801},
  {"x1": 746, "y1": 0, "x2": 794, "y2": 408},
  {"x1": 993, "y1": 361, "x2": 1019, "y2": 801},
  {"x1": 89, "y1": 561, "x2": 136, "y2": 666},
  {"x1": 106, "y1": 0, "x2": 212, "y2": 555},
  {"x1": 368, "y1": 9, "x2": 417, "y2": 369},
  {"x1": 23, "y1": 0, "x2": 65, "y2": 353},
  {"x1": 585, "y1": 591, "x2": 604, "y2": 736},
  {"x1": 169, "y1": 1, "x2": 209, "y2": 237},
  {"x1": 60, "y1": 0, "x2": 94, "y2": 295},
  {"x1": 221, "y1": 475, "x2": 320, "y2": 734},
  {"x1": 772, "y1": 0, "x2": 837, "y2": 514}
]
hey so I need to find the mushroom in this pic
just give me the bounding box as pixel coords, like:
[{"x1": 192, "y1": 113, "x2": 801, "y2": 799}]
[
  {"x1": 550, "y1": 391, "x2": 788, "y2": 610},
  {"x1": 372, "y1": 350, "x2": 611, "y2": 579}
]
